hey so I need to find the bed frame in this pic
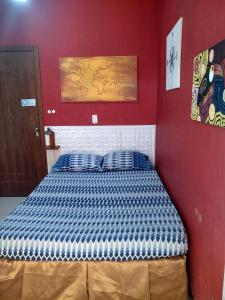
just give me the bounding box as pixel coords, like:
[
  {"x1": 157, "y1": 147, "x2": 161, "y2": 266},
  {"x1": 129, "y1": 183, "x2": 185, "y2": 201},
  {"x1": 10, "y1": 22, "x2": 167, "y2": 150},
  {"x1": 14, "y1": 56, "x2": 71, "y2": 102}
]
[{"x1": 0, "y1": 256, "x2": 188, "y2": 300}]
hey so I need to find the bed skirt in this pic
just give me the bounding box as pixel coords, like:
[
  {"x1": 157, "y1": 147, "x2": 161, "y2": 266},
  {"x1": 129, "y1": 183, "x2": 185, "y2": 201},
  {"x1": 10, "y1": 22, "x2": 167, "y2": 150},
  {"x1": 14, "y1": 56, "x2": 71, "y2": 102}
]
[{"x1": 0, "y1": 256, "x2": 188, "y2": 300}]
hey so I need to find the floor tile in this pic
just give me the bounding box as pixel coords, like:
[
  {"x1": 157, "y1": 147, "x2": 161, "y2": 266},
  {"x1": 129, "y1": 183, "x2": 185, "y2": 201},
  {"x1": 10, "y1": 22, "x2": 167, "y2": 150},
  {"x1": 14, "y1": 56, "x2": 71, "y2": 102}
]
[
  {"x1": 0, "y1": 197, "x2": 25, "y2": 214},
  {"x1": 0, "y1": 215, "x2": 8, "y2": 222}
]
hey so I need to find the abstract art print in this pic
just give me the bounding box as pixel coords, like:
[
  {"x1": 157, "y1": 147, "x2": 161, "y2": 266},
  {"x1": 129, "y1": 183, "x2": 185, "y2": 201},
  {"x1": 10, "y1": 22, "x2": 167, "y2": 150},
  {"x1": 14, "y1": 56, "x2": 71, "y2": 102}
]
[
  {"x1": 191, "y1": 39, "x2": 225, "y2": 128},
  {"x1": 59, "y1": 56, "x2": 137, "y2": 102},
  {"x1": 166, "y1": 18, "x2": 183, "y2": 91}
]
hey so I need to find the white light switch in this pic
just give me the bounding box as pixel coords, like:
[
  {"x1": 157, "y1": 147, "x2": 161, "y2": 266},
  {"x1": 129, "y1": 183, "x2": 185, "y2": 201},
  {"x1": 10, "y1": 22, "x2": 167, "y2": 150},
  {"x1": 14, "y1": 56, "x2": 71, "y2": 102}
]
[
  {"x1": 92, "y1": 115, "x2": 98, "y2": 124},
  {"x1": 47, "y1": 109, "x2": 56, "y2": 114}
]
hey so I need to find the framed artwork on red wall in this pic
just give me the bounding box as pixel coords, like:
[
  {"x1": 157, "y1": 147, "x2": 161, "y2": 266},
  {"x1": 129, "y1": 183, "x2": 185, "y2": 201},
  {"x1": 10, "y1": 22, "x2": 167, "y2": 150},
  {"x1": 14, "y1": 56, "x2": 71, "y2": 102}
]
[
  {"x1": 59, "y1": 56, "x2": 137, "y2": 102},
  {"x1": 191, "y1": 39, "x2": 225, "y2": 128},
  {"x1": 166, "y1": 18, "x2": 183, "y2": 91}
]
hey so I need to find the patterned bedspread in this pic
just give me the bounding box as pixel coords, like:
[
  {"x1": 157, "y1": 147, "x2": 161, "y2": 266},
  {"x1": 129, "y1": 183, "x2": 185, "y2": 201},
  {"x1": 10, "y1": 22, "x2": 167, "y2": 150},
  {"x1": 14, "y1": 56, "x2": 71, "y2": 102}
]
[{"x1": 0, "y1": 170, "x2": 188, "y2": 261}]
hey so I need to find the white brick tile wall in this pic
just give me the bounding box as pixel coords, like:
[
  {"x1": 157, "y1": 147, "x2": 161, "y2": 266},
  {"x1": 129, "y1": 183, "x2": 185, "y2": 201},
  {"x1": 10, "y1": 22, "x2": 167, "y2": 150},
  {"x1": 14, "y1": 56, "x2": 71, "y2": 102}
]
[{"x1": 45, "y1": 125, "x2": 156, "y2": 171}]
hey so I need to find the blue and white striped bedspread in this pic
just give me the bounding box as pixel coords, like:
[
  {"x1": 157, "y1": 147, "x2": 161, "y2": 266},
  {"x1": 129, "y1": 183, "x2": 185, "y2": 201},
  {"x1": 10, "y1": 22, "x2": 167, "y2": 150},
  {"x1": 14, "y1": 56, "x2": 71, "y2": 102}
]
[{"x1": 0, "y1": 170, "x2": 188, "y2": 261}]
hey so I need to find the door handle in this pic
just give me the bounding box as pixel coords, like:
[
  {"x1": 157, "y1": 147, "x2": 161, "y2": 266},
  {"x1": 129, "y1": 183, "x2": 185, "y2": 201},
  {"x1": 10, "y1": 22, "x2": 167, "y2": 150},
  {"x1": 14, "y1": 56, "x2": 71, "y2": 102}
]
[{"x1": 34, "y1": 127, "x2": 40, "y2": 137}]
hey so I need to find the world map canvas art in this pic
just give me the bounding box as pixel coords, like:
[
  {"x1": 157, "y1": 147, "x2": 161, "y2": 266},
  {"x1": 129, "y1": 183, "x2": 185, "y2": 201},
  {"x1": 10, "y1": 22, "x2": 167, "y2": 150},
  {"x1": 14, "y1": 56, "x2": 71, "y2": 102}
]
[
  {"x1": 191, "y1": 39, "x2": 225, "y2": 128},
  {"x1": 59, "y1": 56, "x2": 137, "y2": 102}
]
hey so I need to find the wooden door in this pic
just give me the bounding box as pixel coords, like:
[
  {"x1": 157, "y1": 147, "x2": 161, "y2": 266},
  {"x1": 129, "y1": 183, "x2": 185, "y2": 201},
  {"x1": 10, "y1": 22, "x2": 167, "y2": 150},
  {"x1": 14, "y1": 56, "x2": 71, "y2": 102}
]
[{"x1": 0, "y1": 46, "x2": 47, "y2": 196}]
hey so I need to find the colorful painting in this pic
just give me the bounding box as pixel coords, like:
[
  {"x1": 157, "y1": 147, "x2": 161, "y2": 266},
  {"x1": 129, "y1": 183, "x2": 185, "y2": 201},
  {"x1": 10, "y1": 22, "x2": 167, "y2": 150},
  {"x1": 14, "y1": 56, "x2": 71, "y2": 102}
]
[
  {"x1": 59, "y1": 56, "x2": 137, "y2": 102},
  {"x1": 191, "y1": 39, "x2": 225, "y2": 128},
  {"x1": 166, "y1": 18, "x2": 183, "y2": 91}
]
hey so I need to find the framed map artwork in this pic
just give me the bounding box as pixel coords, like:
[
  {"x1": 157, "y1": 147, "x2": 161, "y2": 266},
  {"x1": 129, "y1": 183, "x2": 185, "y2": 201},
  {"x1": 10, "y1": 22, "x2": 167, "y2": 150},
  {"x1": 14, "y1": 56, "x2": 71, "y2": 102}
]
[
  {"x1": 191, "y1": 39, "x2": 225, "y2": 128},
  {"x1": 166, "y1": 18, "x2": 183, "y2": 91},
  {"x1": 59, "y1": 56, "x2": 137, "y2": 102}
]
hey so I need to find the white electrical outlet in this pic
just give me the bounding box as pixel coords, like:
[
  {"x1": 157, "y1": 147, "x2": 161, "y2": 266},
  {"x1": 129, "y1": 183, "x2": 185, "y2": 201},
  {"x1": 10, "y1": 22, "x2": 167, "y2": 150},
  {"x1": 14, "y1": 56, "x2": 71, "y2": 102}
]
[
  {"x1": 92, "y1": 115, "x2": 98, "y2": 124},
  {"x1": 222, "y1": 266, "x2": 225, "y2": 300}
]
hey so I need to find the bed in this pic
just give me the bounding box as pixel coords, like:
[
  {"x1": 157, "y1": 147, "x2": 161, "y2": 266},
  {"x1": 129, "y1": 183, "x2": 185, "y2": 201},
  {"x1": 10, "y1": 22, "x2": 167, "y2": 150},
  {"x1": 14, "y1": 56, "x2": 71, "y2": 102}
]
[{"x1": 0, "y1": 154, "x2": 188, "y2": 300}]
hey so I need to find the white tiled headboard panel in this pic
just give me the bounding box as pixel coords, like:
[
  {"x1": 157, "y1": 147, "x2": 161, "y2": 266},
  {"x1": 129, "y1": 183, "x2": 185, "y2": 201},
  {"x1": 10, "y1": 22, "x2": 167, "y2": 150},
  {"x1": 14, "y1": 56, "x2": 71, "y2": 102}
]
[{"x1": 45, "y1": 125, "x2": 156, "y2": 167}]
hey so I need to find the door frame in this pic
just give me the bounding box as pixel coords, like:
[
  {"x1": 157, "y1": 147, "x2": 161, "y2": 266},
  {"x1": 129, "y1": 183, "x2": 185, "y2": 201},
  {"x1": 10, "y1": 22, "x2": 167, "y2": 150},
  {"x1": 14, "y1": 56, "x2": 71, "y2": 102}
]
[{"x1": 0, "y1": 45, "x2": 48, "y2": 179}]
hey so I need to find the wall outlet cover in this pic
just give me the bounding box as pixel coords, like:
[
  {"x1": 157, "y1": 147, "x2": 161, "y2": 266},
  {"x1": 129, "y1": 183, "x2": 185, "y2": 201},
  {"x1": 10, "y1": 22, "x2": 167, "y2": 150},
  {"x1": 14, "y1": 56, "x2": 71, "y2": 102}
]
[
  {"x1": 92, "y1": 115, "x2": 98, "y2": 124},
  {"x1": 222, "y1": 266, "x2": 225, "y2": 300}
]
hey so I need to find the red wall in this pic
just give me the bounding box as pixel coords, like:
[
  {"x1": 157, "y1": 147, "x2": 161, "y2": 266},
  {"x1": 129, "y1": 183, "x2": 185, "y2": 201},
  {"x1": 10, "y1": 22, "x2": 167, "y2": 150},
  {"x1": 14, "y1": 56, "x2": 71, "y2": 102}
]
[
  {"x1": 0, "y1": 0, "x2": 158, "y2": 126},
  {"x1": 2, "y1": 0, "x2": 225, "y2": 298},
  {"x1": 156, "y1": 0, "x2": 225, "y2": 299}
]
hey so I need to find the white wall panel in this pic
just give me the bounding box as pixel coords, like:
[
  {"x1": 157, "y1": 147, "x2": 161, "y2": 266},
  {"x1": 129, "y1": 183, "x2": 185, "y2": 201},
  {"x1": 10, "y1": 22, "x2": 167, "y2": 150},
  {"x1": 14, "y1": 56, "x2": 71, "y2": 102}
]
[{"x1": 45, "y1": 125, "x2": 156, "y2": 170}]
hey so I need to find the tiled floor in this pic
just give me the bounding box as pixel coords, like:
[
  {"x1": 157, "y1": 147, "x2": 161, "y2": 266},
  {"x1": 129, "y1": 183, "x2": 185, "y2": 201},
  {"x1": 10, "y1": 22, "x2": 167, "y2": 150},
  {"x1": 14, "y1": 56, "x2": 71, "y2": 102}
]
[{"x1": 0, "y1": 197, "x2": 25, "y2": 222}]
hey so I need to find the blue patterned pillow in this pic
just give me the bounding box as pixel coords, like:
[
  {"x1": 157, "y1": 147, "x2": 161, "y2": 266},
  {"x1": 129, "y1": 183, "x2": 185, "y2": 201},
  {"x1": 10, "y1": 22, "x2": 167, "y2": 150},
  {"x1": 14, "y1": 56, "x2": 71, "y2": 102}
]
[
  {"x1": 52, "y1": 153, "x2": 103, "y2": 172},
  {"x1": 102, "y1": 151, "x2": 153, "y2": 171}
]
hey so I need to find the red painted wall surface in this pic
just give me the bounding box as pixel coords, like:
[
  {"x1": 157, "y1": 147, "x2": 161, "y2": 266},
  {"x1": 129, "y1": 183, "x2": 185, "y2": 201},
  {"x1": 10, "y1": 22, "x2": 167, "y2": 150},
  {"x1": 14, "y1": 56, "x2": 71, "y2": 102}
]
[
  {"x1": 0, "y1": 0, "x2": 158, "y2": 126},
  {"x1": 156, "y1": 1, "x2": 225, "y2": 299}
]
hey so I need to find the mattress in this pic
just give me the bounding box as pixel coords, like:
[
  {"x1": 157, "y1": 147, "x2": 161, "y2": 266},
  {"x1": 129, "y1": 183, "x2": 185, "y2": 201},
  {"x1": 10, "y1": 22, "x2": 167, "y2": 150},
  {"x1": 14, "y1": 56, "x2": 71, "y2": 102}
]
[{"x1": 0, "y1": 170, "x2": 188, "y2": 261}]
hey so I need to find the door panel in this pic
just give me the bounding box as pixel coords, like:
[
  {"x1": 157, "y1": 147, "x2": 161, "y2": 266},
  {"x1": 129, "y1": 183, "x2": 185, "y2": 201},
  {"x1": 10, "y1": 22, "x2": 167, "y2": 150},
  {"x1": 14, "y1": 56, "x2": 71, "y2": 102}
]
[{"x1": 0, "y1": 48, "x2": 47, "y2": 196}]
